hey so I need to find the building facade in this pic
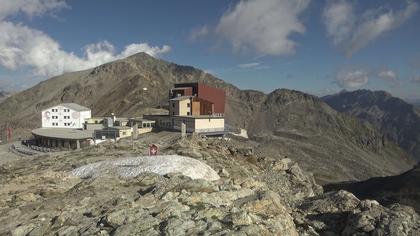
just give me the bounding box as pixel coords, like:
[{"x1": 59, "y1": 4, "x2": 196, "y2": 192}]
[
  {"x1": 144, "y1": 115, "x2": 225, "y2": 135},
  {"x1": 42, "y1": 103, "x2": 91, "y2": 129},
  {"x1": 171, "y1": 83, "x2": 226, "y2": 116},
  {"x1": 146, "y1": 82, "x2": 226, "y2": 136}
]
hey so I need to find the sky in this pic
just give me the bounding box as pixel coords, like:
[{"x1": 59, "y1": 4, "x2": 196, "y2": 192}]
[{"x1": 0, "y1": 0, "x2": 420, "y2": 100}]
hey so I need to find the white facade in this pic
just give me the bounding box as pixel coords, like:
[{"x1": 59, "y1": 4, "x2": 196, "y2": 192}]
[{"x1": 42, "y1": 103, "x2": 91, "y2": 129}]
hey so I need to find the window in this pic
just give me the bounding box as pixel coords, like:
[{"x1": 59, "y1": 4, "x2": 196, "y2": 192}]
[
  {"x1": 52, "y1": 108, "x2": 58, "y2": 112},
  {"x1": 64, "y1": 109, "x2": 70, "y2": 112},
  {"x1": 52, "y1": 122, "x2": 58, "y2": 126},
  {"x1": 172, "y1": 112, "x2": 175, "y2": 115},
  {"x1": 64, "y1": 116, "x2": 70, "y2": 119},
  {"x1": 52, "y1": 116, "x2": 58, "y2": 119},
  {"x1": 187, "y1": 112, "x2": 190, "y2": 115},
  {"x1": 187, "y1": 103, "x2": 190, "y2": 108}
]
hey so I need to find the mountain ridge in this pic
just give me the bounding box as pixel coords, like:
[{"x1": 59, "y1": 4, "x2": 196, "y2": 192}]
[
  {"x1": 0, "y1": 52, "x2": 414, "y2": 183},
  {"x1": 323, "y1": 89, "x2": 420, "y2": 160}
]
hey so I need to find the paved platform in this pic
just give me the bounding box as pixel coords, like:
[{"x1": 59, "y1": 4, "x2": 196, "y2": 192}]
[{"x1": 32, "y1": 128, "x2": 93, "y2": 140}]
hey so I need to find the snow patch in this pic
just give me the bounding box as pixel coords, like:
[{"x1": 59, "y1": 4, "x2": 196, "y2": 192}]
[{"x1": 72, "y1": 155, "x2": 220, "y2": 181}]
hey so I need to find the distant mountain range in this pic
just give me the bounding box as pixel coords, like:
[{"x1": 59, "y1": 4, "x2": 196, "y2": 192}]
[
  {"x1": 0, "y1": 53, "x2": 414, "y2": 184},
  {"x1": 323, "y1": 90, "x2": 420, "y2": 160}
]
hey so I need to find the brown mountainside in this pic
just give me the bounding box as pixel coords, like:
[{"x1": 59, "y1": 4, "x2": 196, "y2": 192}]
[
  {"x1": 0, "y1": 53, "x2": 414, "y2": 183},
  {"x1": 323, "y1": 90, "x2": 420, "y2": 160}
]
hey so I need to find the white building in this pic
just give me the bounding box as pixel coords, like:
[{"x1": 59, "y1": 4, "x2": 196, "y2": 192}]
[{"x1": 42, "y1": 103, "x2": 91, "y2": 129}]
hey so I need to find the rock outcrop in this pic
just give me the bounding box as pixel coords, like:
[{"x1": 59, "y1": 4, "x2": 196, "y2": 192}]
[{"x1": 1, "y1": 132, "x2": 418, "y2": 235}]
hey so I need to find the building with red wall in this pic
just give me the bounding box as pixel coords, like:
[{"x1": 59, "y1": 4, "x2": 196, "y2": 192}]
[{"x1": 172, "y1": 83, "x2": 225, "y2": 115}]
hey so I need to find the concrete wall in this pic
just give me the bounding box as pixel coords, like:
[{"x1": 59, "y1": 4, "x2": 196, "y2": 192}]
[
  {"x1": 195, "y1": 118, "x2": 225, "y2": 133},
  {"x1": 169, "y1": 99, "x2": 191, "y2": 116},
  {"x1": 42, "y1": 105, "x2": 91, "y2": 129},
  {"x1": 85, "y1": 123, "x2": 105, "y2": 131},
  {"x1": 173, "y1": 117, "x2": 196, "y2": 132},
  {"x1": 79, "y1": 111, "x2": 92, "y2": 128},
  {"x1": 119, "y1": 129, "x2": 132, "y2": 138},
  {"x1": 138, "y1": 127, "x2": 153, "y2": 135},
  {"x1": 145, "y1": 115, "x2": 224, "y2": 134}
]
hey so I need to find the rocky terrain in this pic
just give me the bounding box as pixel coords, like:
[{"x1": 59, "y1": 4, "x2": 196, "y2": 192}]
[
  {"x1": 1, "y1": 132, "x2": 419, "y2": 235},
  {"x1": 325, "y1": 164, "x2": 420, "y2": 213},
  {"x1": 249, "y1": 89, "x2": 413, "y2": 184},
  {"x1": 0, "y1": 89, "x2": 12, "y2": 103},
  {"x1": 323, "y1": 90, "x2": 420, "y2": 160},
  {"x1": 0, "y1": 53, "x2": 414, "y2": 184}
]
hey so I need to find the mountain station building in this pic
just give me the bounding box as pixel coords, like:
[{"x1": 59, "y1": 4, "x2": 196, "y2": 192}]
[{"x1": 145, "y1": 82, "x2": 226, "y2": 136}]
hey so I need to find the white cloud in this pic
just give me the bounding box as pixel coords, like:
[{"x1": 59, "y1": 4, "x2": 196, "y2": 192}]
[
  {"x1": 336, "y1": 68, "x2": 369, "y2": 89},
  {"x1": 0, "y1": 21, "x2": 171, "y2": 77},
  {"x1": 0, "y1": 0, "x2": 171, "y2": 77},
  {"x1": 189, "y1": 25, "x2": 210, "y2": 41},
  {"x1": 377, "y1": 69, "x2": 398, "y2": 83},
  {"x1": 323, "y1": 0, "x2": 418, "y2": 56},
  {"x1": 0, "y1": 0, "x2": 68, "y2": 20},
  {"x1": 215, "y1": 0, "x2": 310, "y2": 56},
  {"x1": 237, "y1": 62, "x2": 260, "y2": 69},
  {"x1": 237, "y1": 62, "x2": 271, "y2": 71}
]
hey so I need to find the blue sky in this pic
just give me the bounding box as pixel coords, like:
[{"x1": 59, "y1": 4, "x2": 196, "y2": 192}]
[{"x1": 0, "y1": 0, "x2": 420, "y2": 100}]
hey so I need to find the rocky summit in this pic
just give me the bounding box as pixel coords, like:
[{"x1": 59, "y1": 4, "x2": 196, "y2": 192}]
[{"x1": 1, "y1": 132, "x2": 419, "y2": 235}]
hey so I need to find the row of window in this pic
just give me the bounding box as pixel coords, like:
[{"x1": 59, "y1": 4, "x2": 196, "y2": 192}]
[
  {"x1": 51, "y1": 108, "x2": 70, "y2": 112},
  {"x1": 52, "y1": 122, "x2": 72, "y2": 126},
  {"x1": 51, "y1": 116, "x2": 70, "y2": 119}
]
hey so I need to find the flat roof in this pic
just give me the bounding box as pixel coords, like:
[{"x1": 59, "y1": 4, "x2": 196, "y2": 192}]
[
  {"x1": 128, "y1": 118, "x2": 155, "y2": 123},
  {"x1": 170, "y1": 96, "x2": 193, "y2": 101},
  {"x1": 45, "y1": 103, "x2": 91, "y2": 112},
  {"x1": 145, "y1": 114, "x2": 225, "y2": 119},
  {"x1": 107, "y1": 126, "x2": 132, "y2": 130},
  {"x1": 32, "y1": 128, "x2": 93, "y2": 140},
  {"x1": 171, "y1": 87, "x2": 192, "y2": 90}
]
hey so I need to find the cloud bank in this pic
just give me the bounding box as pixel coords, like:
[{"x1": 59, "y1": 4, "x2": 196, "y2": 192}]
[
  {"x1": 0, "y1": 0, "x2": 171, "y2": 77},
  {"x1": 323, "y1": 0, "x2": 418, "y2": 56},
  {"x1": 378, "y1": 69, "x2": 398, "y2": 83},
  {"x1": 0, "y1": 0, "x2": 68, "y2": 20},
  {"x1": 335, "y1": 68, "x2": 369, "y2": 89},
  {"x1": 214, "y1": 0, "x2": 310, "y2": 56}
]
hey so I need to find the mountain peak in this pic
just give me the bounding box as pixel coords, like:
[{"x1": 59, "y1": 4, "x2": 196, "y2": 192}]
[{"x1": 126, "y1": 52, "x2": 156, "y2": 60}]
